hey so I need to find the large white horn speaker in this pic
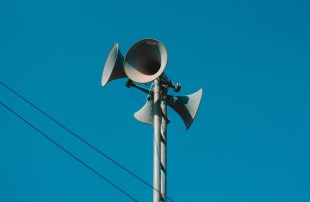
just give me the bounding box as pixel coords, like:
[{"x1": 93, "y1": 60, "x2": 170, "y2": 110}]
[
  {"x1": 101, "y1": 43, "x2": 127, "y2": 86},
  {"x1": 124, "y1": 39, "x2": 168, "y2": 83},
  {"x1": 167, "y1": 89, "x2": 203, "y2": 130}
]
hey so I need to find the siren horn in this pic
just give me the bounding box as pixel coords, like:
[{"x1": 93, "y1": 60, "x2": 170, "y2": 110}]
[
  {"x1": 134, "y1": 96, "x2": 153, "y2": 125},
  {"x1": 124, "y1": 39, "x2": 168, "y2": 83},
  {"x1": 101, "y1": 43, "x2": 127, "y2": 86},
  {"x1": 134, "y1": 96, "x2": 171, "y2": 125},
  {"x1": 167, "y1": 88, "x2": 203, "y2": 130}
]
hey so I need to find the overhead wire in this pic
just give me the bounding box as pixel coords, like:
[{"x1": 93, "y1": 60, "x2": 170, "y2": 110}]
[
  {"x1": 0, "y1": 81, "x2": 175, "y2": 202},
  {"x1": 0, "y1": 99, "x2": 138, "y2": 202}
]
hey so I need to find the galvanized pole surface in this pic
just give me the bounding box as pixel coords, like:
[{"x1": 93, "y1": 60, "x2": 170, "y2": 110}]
[
  {"x1": 153, "y1": 79, "x2": 162, "y2": 202},
  {"x1": 160, "y1": 88, "x2": 168, "y2": 201}
]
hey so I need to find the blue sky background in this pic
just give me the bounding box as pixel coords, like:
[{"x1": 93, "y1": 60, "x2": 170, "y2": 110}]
[{"x1": 1, "y1": 0, "x2": 310, "y2": 201}]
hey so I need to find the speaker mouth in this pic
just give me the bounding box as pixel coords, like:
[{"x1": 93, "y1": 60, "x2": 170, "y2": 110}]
[{"x1": 124, "y1": 39, "x2": 168, "y2": 83}]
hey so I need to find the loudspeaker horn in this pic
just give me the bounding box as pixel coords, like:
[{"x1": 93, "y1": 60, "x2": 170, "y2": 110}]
[
  {"x1": 101, "y1": 43, "x2": 127, "y2": 86},
  {"x1": 134, "y1": 97, "x2": 153, "y2": 125},
  {"x1": 124, "y1": 39, "x2": 168, "y2": 83},
  {"x1": 167, "y1": 88, "x2": 203, "y2": 130}
]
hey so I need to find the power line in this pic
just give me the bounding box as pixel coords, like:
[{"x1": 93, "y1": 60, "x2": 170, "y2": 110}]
[
  {"x1": 0, "y1": 81, "x2": 175, "y2": 202},
  {"x1": 0, "y1": 99, "x2": 138, "y2": 202}
]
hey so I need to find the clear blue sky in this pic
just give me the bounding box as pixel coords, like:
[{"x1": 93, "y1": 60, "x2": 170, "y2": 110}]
[{"x1": 1, "y1": 0, "x2": 310, "y2": 201}]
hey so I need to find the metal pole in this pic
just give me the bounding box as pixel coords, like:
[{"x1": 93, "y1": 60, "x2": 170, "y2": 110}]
[
  {"x1": 160, "y1": 88, "x2": 168, "y2": 201},
  {"x1": 153, "y1": 79, "x2": 161, "y2": 202}
]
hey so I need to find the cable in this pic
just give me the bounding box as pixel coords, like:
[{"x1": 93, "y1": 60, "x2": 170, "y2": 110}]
[
  {"x1": 154, "y1": 131, "x2": 161, "y2": 167},
  {"x1": 0, "y1": 100, "x2": 138, "y2": 202},
  {"x1": 130, "y1": 87, "x2": 144, "y2": 105},
  {"x1": 0, "y1": 81, "x2": 175, "y2": 202}
]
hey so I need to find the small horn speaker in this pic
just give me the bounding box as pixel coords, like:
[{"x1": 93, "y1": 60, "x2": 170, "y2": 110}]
[
  {"x1": 134, "y1": 98, "x2": 153, "y2": 125},
  {"x1": 124, "y1": 39, "x2": 168, "y2": 83},
  {"x1": 101, "y1": 43, "x2": 127, "y2": 86},
  {"x1": 167, "y1": 89, "x2": 203, "y2": 130}
]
